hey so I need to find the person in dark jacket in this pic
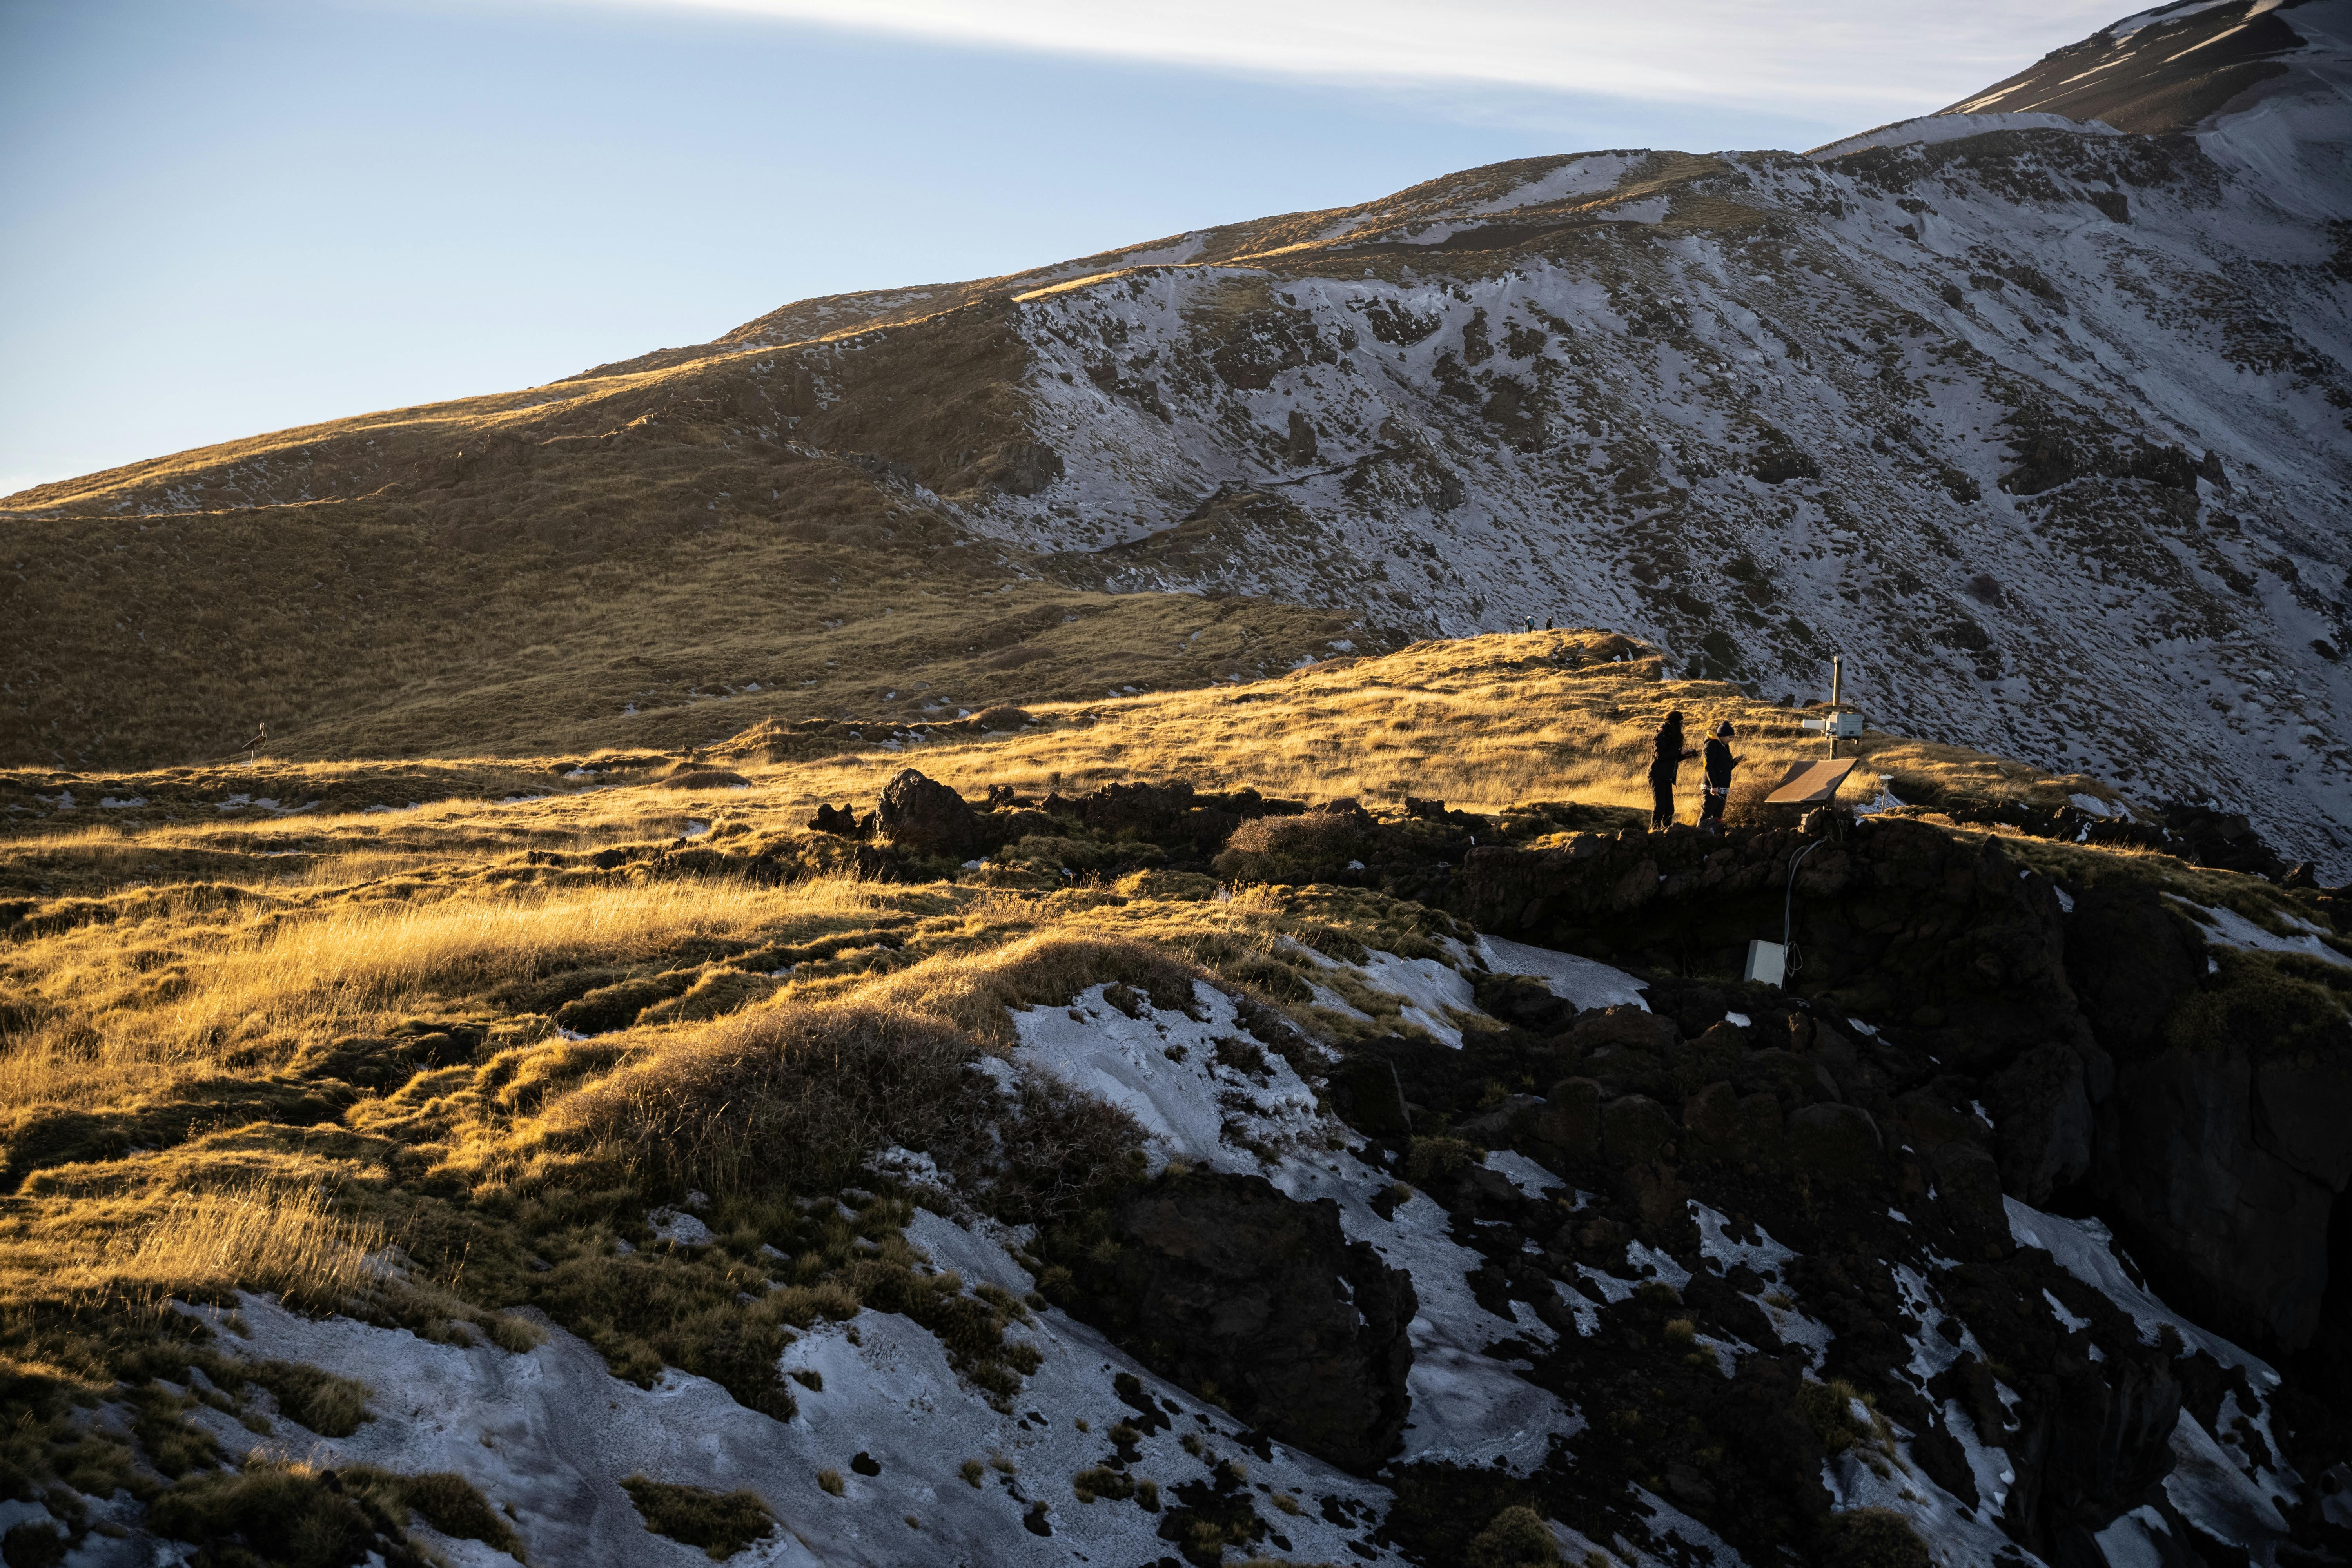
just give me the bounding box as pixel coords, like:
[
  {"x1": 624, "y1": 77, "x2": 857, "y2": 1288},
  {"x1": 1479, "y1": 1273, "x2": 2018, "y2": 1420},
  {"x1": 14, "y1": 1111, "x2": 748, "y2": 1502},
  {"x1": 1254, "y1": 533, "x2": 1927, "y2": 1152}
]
[
  {"x1": 1699, "y1": 720, "x2": 1739, "y2": 834},
  {"x1": 1648, "y1": 711, "x2": 1697, "y2": 828}
]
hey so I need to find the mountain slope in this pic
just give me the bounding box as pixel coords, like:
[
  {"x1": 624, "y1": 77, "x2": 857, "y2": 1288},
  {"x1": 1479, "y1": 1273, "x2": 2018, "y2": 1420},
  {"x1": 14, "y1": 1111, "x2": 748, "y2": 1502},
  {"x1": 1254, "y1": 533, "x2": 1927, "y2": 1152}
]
[{"x1": 5, "y1": 2, "x2": 2348, "y2": 873}]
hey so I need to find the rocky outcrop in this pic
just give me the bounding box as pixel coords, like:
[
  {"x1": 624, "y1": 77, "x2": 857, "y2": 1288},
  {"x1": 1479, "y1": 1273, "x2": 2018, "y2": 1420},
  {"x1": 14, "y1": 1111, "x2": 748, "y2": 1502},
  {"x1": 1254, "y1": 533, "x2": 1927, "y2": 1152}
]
[
  {"x1": 1053, "y1": 1170, "x2": 1415, "y2": 1473},
  {"x1": 873, "y1": 769, "x2": 978, "y2": 855},
  {"x1": 2065, "y1": 883, "x2": 2352, "y2": 1354},
  {"x1": 1448, "y1": 815, "x2": 2084, "y2": 1071},
  {"x1": 1447, "y1": 813, "x2": 2352, "y2": 1375}
]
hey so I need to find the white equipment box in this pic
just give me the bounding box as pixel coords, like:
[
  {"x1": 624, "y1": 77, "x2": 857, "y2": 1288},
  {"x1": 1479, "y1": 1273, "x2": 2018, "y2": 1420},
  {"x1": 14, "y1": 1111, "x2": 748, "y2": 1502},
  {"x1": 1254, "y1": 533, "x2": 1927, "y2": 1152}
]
[
  {"x1": 1745, "y1": 939, "x2": 1788, "y2": 987},
  {"x1": 1800, "y1": 711, "x2": 1862, "y2": 738}
]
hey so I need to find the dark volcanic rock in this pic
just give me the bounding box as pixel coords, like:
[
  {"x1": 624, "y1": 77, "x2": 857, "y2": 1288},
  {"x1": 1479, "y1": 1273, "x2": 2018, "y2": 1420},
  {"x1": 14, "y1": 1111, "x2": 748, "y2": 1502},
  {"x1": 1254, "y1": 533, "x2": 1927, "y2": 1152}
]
[
  {"x1": 873, "y1": 769, "x2": 976, "y2": 855},
  {"x1": 1060, "y1": 1170, "x2": 1414, "y2": 1473},
  {"x1": 2065, "y1": 884, "x2": 2203, "y2": 1054},
  {"x1": 2095, "y1": 1032, "x2": 2345, "y2": 1351}
]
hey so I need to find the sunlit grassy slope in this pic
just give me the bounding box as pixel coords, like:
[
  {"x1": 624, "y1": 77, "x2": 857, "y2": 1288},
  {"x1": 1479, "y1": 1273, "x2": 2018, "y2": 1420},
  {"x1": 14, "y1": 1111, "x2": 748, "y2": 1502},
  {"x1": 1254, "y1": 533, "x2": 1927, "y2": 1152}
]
[
  {"x1": 5, "y1": 623, "x2": 2332, "y2": 1557},
  {"x1": 2, "y1": 627, "x2": 2122, "y2": 854},
  {"x1": 0, "y1": 296, "x2": 1384, "y2": 769}
]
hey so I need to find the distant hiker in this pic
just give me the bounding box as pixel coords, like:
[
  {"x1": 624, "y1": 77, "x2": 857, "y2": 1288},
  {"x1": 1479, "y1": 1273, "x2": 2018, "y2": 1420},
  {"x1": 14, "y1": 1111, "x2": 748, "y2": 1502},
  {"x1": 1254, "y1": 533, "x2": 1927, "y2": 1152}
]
[
  {"x1": 1700, "y1": 720, "x2": 1739, "y2": 835},
  {"x1": 1525, "y1": 616, "x2": 1536, "y2": 633},
  {"x1": 1648, "y1": 711, "x2": 1698, "y2": 829},
  {"x1": 1543, "y1": 616, "x2": 1553, "y2": 631}
]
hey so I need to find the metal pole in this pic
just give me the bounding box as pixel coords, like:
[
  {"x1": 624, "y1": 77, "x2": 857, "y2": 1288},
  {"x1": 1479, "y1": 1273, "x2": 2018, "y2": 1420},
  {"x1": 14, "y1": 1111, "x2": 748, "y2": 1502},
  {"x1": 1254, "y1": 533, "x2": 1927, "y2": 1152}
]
[{"x1": 1828, "y1": 656, "x2": 1842, "y2": 758}]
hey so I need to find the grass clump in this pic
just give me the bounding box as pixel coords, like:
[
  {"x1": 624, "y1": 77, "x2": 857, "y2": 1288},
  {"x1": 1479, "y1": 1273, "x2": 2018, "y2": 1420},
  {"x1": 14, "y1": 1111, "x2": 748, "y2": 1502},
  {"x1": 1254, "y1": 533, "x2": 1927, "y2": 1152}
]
[
  {"x1": 1819, "y1": 1506, "x2": 1931, "y2": 1568},
  {"x1": 1405, "y1": 1136, "x2": 1478, "y2": 1184},
  {"x1": 621, "y1": 1474, "x2": 775, "y2": 1559},
  {"x1": 147, "y1": 1454, "x2": 516, "y2": 1568},
  {"x1": 1794, "y1": 1378, "x2": 1878, "y2": 1456},
  {"x1": 816, "y1": 1467, "x2": 845, "y2": 1497},
  {"x1": 1072, "y1": 1465, "x2": 1136, "y2": 1503},
  {"x1": 245, "y1": 1359, "x2": 371, "y2": 1437},
  {"x1": 1466, "y1": 1504, "x2": 1562, "y2": 1567}
]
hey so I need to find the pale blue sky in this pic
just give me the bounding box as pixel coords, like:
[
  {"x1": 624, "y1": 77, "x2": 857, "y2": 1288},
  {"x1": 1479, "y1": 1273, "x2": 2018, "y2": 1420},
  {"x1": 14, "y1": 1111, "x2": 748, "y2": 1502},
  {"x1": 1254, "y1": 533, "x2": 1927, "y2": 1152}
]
[{"x1": 0, "y1": 0, "x2": 2125, "y2": 494}]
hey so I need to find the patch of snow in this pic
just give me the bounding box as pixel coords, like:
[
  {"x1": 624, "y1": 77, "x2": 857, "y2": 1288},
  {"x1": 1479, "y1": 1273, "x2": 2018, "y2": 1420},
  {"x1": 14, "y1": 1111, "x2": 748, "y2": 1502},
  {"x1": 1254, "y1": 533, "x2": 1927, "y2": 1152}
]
[
  {"x1": 2165, "y1": 1408, "x2": 2291, "y2": 1547},
  {"x1": 2071, "y1": 792, "x2": 2111, "y2": 817},
  {"x1": 1290, "y1": 940, "x2": 1479, "y2": 1046},
  {"x1": 1690, "y1": 1202, "x2": 1797, "y2": 1278},
  {"x1": 2043, "y1": 1288, "x2": 2090, "y2": 1334},
  {"x1": 2176, "y1": 899, "x2": 2352, "y2": 970},
  {"x1": 201, "y1": 1253, "x2": 1401, "y2": 1566},
  {"x1": 1482, "y1": 1149, "x2": 1563, "y2": 1200},
  {"x1": 1476, "y1": 933, "x2": 1649, "y2": 1011},
  {"x1": 1632, "y1": 1486, "x2": 1751, "y2": 1565},
  {"x1": 1008, "y1": 982, "x2": 1325, "y2": 1173},
  {"x1": 1722, "y1": 1011, "x2": 1751, "y2": 1028},
  {"x1": 1466, "y1": 152, "x2": 1636, "y2": 216},
  {"x1": 1259, "y1": 1160, "x2": 1579, "y2": 1474},
  {"x1": 98, "y1": 795, "x2": 147, "y2": 808},
  {"x1": 2006, "y1": 1198, "x2": 2279, "y2": 1383},
  {"x1": 2094, "y1": 1506, "x2": 2176, "y2": 1568}
]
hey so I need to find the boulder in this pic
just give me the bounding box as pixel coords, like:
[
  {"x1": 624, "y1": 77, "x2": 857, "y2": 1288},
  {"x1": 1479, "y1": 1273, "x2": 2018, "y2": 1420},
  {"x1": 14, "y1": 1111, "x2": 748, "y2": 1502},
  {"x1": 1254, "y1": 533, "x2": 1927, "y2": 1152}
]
[
  {"x1": 874, "y1": 769, "x2": 977, "y2": 855},
  {"x1": 1744, "y1": 1048, "x2": 1841, "y2": 1108},
  {"x1": 1533, "y1": 1078, "x2": 1601, "y2": 1160},
  {"x1": 1785, "y1": 1103, "x2": 1882, "y2": 1185},
  {"x1": 1601, "y1": 1094, "x2": 1677, "y2": 1166},
  {"x1": 1329, "y1": 1056, "x2": 1410, "y2": 1137},
  {"x1": 807, "y1": 803, "x2": 864, "y2": 838},
  {"x1": 1927, "y1": 1142, "x2": 2009, "y2": 1257},
  {"x1": 1065, "y1": 1171, "x2": 1415, "y2": 1473},
  {"x1": 1682, "y1": 1082, "x2": 1785, "y2": 1167},
  {"x1": 2018, "y1": 1348, "x2": 2183, "y2": 1557}
]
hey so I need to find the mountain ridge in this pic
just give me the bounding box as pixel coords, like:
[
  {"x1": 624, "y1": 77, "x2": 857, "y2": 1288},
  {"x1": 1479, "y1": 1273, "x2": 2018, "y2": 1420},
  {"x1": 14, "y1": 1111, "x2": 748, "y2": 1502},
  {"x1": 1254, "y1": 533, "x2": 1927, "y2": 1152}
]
[{"x1": 5, "y1": 2, "x2": 2348, "y2": 874}]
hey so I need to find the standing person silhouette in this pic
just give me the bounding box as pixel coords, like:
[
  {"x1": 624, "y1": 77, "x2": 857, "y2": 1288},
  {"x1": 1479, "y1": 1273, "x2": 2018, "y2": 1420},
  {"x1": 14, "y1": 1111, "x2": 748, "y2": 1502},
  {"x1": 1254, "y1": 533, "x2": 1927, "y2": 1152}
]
[
  {"x1": 1649, "y1": 711, "x2": 1697, "y2": 829},
  {"x1": 1699, "y1": 720, "x2": 1739, "y2": 834}
]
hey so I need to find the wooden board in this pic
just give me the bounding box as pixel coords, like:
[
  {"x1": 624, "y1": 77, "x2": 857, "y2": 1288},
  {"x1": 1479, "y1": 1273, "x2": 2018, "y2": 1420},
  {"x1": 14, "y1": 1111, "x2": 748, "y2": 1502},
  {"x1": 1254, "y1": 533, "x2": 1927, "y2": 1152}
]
[{"x1": 1763, "y1": 757, "x2": 1860, "y2": 805}]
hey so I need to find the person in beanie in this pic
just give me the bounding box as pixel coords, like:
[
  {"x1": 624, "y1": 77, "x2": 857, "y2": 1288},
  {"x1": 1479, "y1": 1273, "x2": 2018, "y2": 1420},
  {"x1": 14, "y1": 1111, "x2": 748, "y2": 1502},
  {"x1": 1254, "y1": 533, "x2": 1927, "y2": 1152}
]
[
  {"x1": 1700, "y1": 720, "x2": 1739, "y2": 834},
  {"x1": 1649, "y1": 711, "x2": 1697, "y2": 828}
]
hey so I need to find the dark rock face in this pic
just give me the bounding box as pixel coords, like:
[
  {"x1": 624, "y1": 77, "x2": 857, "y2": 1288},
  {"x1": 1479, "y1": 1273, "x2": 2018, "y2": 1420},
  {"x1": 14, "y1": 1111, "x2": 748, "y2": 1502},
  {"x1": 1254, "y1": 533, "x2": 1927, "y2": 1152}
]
[
  {"x1": 873, "y1": 769, "x2": 977, "y2": 855},
  {"x1": 2011, "y1": 1347, "x2": 2185, "y2": 1563},
  {"x1": 1061, "y1": 1171, "x2": 1415, "y2": 1473},
  {"x1": 2067, "y1": 883, "x2": 2352, "y2": 1354},
  {"x1": 1448, "y1": 817, "x2": 2081, "y2": 1072},
  {"x1": 2096, "y1": 1037, "x2": 2345, "y2": 1350},
  {"x1": 1984, "y1": 1042, "x2": 2092, "y2": 1204},
  {"x1": 2064, "y1": 885, "x2": 2202, "y2": 1052},
  {"x1": 1442, "y1": 811, "x2": 2351, "y2": 1373}
]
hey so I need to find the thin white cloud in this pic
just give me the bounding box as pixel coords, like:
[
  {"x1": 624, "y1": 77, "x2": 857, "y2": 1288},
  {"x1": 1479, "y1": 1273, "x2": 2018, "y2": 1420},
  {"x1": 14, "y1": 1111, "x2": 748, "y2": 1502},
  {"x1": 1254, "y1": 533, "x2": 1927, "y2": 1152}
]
[{"x1": 593, "y1": 0, "x2": 2135, "y2": 117}]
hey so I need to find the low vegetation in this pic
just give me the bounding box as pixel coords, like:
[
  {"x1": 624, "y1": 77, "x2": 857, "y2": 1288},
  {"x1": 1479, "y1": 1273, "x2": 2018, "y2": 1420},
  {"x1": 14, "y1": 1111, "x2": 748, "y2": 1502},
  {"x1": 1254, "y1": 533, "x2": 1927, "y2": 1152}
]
[{"x1": 0, "y1": 633, "x2": 2334, "y2": 1561}]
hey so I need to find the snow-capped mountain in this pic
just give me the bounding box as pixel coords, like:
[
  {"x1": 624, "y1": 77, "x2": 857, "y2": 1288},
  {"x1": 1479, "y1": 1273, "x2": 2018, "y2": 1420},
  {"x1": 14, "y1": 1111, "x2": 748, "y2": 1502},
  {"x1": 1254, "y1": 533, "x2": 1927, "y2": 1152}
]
[
  {"x1": 715, "y1": 0, "x2": 2352, "y2": 867},
  {"x1": 7, "y1": 4, "x2": 2344, "y2": 869}
]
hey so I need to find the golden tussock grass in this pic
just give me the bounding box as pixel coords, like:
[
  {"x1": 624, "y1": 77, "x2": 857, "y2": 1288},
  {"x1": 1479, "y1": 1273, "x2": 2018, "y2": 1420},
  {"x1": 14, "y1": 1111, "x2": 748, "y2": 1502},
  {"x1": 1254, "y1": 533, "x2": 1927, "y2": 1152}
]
[
  {"x1": 0, "y1": 874, "x2": 889, "y2": 1113},
  {"x1": 0, "y1": 1180, "x2": 383, "y2": 1309}
]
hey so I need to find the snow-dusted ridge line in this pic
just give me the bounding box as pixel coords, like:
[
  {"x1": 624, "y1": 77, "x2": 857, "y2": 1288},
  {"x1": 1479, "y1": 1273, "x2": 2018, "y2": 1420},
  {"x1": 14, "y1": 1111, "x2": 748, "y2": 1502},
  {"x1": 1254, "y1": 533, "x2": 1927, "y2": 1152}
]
[
  {"x1": 1807, "y1": 111, "x2": 2127, "y2": 162},
  {"x1": 966, "y1": 103, "x2": 2352, "y2": 872}
]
